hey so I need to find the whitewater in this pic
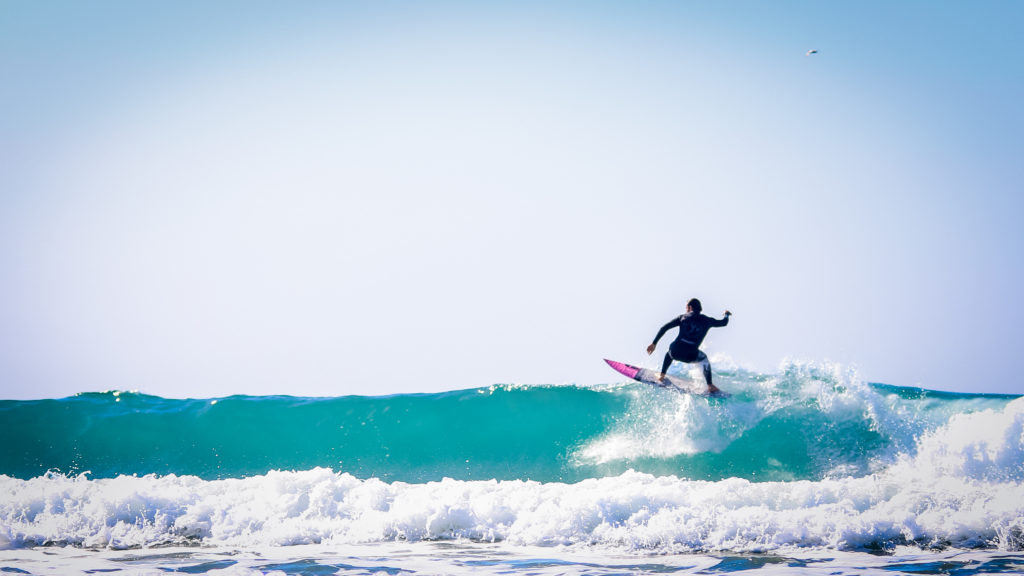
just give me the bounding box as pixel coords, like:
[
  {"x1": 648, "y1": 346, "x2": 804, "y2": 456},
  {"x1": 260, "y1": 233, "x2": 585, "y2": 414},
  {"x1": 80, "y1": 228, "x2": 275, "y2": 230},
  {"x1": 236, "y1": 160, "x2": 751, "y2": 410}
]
[{"x1": 2, "y1": 359, "x2": 1022, "y2": 575}]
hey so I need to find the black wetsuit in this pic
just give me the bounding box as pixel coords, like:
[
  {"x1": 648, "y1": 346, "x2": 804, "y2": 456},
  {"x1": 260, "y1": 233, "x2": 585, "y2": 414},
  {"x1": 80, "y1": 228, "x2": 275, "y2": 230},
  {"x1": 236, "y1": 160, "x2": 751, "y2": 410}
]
[{"x1": 651, "y1": 312, "x2": 729, "y2": 383}]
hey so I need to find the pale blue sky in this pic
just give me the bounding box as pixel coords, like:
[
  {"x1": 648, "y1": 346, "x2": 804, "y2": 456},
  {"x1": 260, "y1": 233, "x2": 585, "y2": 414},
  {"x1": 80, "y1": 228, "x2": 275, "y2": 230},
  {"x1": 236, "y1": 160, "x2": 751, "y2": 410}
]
[{"x1": 2, "y1": 1, "x2": 1022, "y2": 399}]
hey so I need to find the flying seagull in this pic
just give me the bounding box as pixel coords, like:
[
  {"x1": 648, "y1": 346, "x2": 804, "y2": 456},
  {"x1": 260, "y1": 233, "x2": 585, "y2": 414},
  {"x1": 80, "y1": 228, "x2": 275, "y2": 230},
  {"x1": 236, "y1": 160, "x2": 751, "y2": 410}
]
[{"x1": 805, "y1": 49, "x2": 819, "y2": 56}]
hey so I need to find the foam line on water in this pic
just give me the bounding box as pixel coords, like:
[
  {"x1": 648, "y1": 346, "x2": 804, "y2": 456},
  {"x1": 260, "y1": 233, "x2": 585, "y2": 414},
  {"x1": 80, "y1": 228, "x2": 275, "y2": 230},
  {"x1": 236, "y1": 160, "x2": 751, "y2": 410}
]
[{"x1": 3, "y1": 398, "x2": 1022, "y2": 553}]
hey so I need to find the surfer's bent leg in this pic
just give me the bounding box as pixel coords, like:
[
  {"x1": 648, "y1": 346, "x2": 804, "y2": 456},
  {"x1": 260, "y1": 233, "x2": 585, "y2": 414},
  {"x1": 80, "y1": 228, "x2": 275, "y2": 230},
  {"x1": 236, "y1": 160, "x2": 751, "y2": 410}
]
[
  {"x1": 695, "y1": 351, "x2": 712, "y2": 386},
  {"x1": 660, "y1": 352, "x2": 673, "y2": 380},
  {"x1": 669, "y1": 342, "x2": 719, "y2": 392}
]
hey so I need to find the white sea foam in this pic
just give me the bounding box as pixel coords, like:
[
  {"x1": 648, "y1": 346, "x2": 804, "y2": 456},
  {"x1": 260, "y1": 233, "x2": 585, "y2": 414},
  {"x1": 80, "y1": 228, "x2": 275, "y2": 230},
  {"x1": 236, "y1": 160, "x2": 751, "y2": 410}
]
[
  {"x1": 576, "y1": 359, "x2": 1013, "y2": 472},
  {"x1": 2, "y1": 398, "x2": 1022, "y2": 553},
  {"x1": 10, "y1": 544, "x2": 1019, "y2": 576},
  {"x1": 576, "y1": 359, "x2": 903, "y2": 466},
  {"x1": 575, "y1": 388, "x2": 737, "y2": 463},
  {"x1": 894, "y1": 396, "x2": 1024, "y2": 482}
]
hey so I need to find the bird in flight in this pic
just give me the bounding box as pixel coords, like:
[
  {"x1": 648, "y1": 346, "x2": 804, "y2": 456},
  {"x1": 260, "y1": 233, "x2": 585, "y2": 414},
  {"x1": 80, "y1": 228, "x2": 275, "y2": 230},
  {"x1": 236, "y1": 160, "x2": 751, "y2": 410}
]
[{"x1": 806, "y1": 49, "x2": 819, "y2": 56}]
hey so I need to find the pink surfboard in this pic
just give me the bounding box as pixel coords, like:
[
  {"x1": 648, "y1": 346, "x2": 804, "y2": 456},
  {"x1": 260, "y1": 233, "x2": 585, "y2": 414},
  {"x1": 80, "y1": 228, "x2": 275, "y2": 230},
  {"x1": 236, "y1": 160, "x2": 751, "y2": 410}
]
[{"x1": 603, "y1": 359, "x2": 730, "y2": 398}]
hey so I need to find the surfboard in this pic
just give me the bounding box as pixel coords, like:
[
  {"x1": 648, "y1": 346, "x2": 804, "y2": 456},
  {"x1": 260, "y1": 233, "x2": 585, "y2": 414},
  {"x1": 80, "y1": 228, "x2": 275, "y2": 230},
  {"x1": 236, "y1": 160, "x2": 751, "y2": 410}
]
[{"x1": 604, "y1": 359, "x2": 731, "y2": 398}]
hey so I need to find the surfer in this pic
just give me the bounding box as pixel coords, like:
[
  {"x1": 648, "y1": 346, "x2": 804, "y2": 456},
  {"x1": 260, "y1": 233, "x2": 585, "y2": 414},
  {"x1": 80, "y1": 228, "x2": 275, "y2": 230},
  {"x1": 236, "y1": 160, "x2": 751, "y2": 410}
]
[{"x1": 646, "y1": 298, "x2": 731, "y2": 394}]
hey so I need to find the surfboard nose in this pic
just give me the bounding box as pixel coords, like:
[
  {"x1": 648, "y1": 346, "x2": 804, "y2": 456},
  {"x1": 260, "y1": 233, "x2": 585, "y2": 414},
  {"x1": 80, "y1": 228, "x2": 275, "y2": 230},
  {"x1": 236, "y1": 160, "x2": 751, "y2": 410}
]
[{"x1": 604, "y1": 358, "x2": 640, "y2": 379}]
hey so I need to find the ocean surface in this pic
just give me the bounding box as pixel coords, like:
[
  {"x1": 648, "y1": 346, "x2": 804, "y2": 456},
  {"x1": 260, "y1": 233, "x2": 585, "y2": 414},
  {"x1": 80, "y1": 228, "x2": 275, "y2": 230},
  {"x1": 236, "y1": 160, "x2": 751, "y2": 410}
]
[{"x1": 2, "y1": 359, "x2": 1022, "y2": 575}]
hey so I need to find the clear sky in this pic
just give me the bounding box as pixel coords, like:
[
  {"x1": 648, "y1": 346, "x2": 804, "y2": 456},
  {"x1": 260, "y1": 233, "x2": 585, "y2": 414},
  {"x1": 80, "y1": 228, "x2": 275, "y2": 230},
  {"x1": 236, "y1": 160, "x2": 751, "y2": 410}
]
[{"x1": 2, "y1": 1, "x2": 1022, "y2": 399}]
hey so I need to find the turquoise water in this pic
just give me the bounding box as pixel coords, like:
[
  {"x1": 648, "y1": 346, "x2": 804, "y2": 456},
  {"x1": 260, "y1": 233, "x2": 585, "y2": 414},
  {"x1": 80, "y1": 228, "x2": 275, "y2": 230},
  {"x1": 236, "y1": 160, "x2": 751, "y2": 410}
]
[
  {"x1": 1, "y1": 360, "x2": 1022, "y2": 575},
  {"x1": 1, "y1": 363, "x2": 1015, "y2": 483},
  {"x1": 0, "y1": 385, "x2": 621, "y2": 483}
]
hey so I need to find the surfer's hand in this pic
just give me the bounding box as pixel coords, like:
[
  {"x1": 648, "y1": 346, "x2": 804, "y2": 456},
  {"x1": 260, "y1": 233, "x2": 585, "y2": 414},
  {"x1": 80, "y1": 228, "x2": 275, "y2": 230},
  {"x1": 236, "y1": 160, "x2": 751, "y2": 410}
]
[
  {"x1": 724, "y1": 310, "x2": 732, "y2": 317},
  {"x1": 646, "y1": 344, "x2": 656, "y2": 355}
]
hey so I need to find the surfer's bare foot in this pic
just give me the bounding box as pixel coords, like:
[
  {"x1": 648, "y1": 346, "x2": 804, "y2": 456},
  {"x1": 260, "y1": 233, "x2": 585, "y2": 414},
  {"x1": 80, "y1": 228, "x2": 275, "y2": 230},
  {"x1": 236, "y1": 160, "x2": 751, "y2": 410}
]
[
  {"x1": 707, "y1": 385, "x2": 721, "y2": 394},
  {"x1": 657, "y1": 373, "x2": 666, "y2": 383}
]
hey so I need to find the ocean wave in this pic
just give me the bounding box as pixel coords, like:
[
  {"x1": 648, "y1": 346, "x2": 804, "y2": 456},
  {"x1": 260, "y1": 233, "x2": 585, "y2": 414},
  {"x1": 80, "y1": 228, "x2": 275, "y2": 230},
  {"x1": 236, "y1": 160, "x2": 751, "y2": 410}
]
[
  {"x1": 1, "y1": 360, "x2": 1014, "y2": 484},
  {"x1": 3, "y1": 397, "x2": 1022, "y2": 553}
]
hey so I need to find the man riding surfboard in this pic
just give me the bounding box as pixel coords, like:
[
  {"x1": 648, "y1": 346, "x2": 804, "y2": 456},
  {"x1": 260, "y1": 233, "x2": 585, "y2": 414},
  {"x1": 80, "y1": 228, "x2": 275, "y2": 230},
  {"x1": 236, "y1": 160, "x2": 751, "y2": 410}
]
[{"x1": 646, "y1": 298, "x2": 731, "y2": 394}]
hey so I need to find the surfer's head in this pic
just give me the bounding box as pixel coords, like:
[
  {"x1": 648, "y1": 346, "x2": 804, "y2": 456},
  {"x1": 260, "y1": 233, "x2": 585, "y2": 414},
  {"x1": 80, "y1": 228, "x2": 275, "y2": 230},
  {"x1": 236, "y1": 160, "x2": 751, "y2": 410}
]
[{"x1": 687, "y1": 298, "x2": 702, "y2": 313}]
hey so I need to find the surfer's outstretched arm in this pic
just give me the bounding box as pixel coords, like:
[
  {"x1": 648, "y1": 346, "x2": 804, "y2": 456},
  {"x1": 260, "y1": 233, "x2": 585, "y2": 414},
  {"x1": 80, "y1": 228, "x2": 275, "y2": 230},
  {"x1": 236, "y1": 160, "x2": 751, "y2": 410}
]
[
  {"x1": 647, "y1": 317, "x2": 681, "y2": 353},
  {"x1": 709, "y1": 310, "x2": 732, "y2": 328},
  {"x1": 647, "y1": 317, "x2": 682, "y2": 382}
]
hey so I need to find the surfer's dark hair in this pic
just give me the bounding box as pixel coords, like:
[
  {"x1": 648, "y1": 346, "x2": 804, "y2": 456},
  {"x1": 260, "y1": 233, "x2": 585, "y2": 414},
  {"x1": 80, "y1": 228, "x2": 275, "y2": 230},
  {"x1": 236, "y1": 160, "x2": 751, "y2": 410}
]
[{"x1": 687, "y1": 298, "x2": 702, "y2": 313}]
